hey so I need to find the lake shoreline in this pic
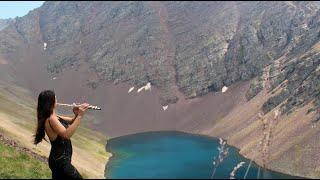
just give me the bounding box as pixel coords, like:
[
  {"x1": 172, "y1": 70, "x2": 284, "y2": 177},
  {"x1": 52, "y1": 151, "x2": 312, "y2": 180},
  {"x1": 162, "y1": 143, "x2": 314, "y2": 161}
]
[
  {"x1": 104, "y1": 152, "x2": 113, "y2": 179},
  {"x1": 105, "y1": 130, "x2": 304, "y2": 179},
  {"x1": 182, "y1": 130, "x2": 308, "y2": 179}
]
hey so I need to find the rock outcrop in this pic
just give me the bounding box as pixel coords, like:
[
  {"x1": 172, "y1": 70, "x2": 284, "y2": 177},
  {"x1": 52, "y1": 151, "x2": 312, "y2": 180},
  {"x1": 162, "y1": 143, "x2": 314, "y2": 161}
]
[
  {"x1": 0, "y1": 19, "x2": 12, "y2": 31},
  {"x1": 0, "y1": 1, "x2": 320, "y2": 178},
  {"x1": 0, "y1": 1, "x2": 319, "y2": 111}
]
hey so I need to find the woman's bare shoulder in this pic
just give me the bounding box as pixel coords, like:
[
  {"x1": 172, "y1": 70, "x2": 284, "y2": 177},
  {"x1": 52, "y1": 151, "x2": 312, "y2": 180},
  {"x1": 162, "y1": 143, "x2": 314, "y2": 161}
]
[{"x1": 48, "y1": 114, "x2": 59, "y2": 122}]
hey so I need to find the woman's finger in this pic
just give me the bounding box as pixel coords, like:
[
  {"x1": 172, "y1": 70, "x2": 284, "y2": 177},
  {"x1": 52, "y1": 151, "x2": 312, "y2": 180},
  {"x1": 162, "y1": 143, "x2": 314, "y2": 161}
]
[
  {"x1": 81, "y1": 105, "x2": 89, "y2": 110},
  {"x1": 79, "y1": 103, "x2": 90, "y2": 112},
  {"x1": 80, "y1": 103, "x2": 87, "y2": 108}
]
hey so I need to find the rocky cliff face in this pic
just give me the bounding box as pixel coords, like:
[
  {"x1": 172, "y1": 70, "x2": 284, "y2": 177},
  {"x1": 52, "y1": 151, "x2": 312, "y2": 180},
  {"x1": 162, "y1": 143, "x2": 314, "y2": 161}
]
[
  {"x1": 0, "y1": 1, "x2": 320, "y2": 178},
  {"x1": 0, "y1": 1, "x2": 319, "y2": 113},
  {"x1": 0, "y1": 19, "x2": 12, "y2": 31}
]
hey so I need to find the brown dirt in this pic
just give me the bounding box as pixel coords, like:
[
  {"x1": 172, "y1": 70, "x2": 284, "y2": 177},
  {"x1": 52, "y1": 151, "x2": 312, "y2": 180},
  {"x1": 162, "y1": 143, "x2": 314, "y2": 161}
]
[
  {"x1": 0, "y1": 109, "x2": 109, "y2": 179},
  {"x1": 0, "y1": 132, "x2": 47, "y2": 163},
  {"x1": 0, "y1": 42, "x2": 249, "y2": 138},
  {"x1": 200, "y1": 82, "x2": 319, "y2": 178},
  {"x1": 0, "y1": 41, "x2": 319, "y2": 178}
]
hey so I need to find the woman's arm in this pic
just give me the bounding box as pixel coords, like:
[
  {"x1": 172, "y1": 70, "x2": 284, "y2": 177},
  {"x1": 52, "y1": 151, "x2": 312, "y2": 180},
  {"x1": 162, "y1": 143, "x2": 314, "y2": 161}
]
[
  {"x1": 49, "y1": 103, "x2": 89, "y2": 139},
  {"x1": 56, "y1": 114, "x2": 76, "y2": 123},
  {"x1": 57, "y1": 105, "x2": 85, "y2": 124},
  {"x1": 49, "y1": 114, "x2": 82, "y2": 139}
]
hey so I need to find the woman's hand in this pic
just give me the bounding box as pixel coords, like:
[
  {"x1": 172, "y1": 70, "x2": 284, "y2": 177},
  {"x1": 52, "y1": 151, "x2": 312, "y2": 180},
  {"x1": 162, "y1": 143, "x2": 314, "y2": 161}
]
[
  {"x1": 73, "y1": 106, "x2": 79, "y2": 116},
  {"x1": 50, "y1": 103, "x2": 90, "y2": 140},
  {"x1": 77, "y1": 103, "x2": 90, "y2": 117}
]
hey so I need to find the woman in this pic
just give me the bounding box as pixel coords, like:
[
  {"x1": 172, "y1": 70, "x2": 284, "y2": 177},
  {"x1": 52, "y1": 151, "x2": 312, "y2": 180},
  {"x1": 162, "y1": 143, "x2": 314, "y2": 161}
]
[{"x1": 34, "y1": 90, "x2": 90, "y2": 179}]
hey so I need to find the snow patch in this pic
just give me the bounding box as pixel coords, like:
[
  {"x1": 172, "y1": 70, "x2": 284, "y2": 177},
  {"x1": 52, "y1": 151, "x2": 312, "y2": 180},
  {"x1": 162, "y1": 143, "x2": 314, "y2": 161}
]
[
  {"x1": 221, "y1": 86, "x2": 228, "y2": 93},
  {"x1": 128, "y1": 87, "x2": 135, "y2": 93},
  {"x1": 43, "y1": 42, "x2": 47, "y2": 50},
  {"x1": 162, "y1": 105, "x2": 168, "y2": 111},
  {"x1": 137, "y1": 82, "x2": 152, "y2": 93}
]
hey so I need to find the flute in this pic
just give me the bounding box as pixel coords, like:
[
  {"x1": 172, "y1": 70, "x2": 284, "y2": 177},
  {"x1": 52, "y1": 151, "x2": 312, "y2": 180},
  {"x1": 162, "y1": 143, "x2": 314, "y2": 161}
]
[{"x1": 57, "y1": 103, "x2": 102, "y2": 110}]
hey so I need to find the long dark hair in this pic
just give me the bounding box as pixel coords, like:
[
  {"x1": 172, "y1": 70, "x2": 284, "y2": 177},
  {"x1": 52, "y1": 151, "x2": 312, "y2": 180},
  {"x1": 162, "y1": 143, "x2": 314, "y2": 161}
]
[{"x1": 34, "y1": 90, "x2": 56, "y2": 145}]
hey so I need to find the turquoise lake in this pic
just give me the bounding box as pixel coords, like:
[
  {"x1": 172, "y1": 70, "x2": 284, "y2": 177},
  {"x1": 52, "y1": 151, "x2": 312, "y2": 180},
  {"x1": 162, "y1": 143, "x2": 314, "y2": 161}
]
[{"x1": 105, "y1": 131, "x2": 301, "y2": 179}]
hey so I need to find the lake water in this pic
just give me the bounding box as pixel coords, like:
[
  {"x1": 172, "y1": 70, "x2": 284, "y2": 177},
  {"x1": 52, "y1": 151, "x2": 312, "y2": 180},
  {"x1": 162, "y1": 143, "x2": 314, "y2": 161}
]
[{"x1": 105, "y1": 131, "x2": 301, "y2": 179}]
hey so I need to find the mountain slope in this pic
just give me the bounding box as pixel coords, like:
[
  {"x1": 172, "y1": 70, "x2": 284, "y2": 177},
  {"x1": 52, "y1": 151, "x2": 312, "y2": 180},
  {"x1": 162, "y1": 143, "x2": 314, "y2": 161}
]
[
  {"x1": 1, "y1": 1, "x2": 319, "y2": 105},
  {"x1": 0, "y1": 1, "x2": 318, "y2": 134},
  {"x1": 0, "y1": 68, "x2": 111, "y2": 178},
  {"x1": 0, "y1": 19, "x2": 12, "y2": 31},
  {"x1": 0, "y1": 1, "x2": 319, "y2": 178},
  {"x1": 0, "y1": 139, "x2": 50, "y2": 179}
]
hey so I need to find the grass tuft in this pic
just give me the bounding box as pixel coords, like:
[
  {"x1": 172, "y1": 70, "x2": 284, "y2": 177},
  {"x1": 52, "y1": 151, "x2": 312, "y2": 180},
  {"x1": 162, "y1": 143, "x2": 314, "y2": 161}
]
[{"x1": 0, "y1": 141, "x2": 51, "y2": 179}]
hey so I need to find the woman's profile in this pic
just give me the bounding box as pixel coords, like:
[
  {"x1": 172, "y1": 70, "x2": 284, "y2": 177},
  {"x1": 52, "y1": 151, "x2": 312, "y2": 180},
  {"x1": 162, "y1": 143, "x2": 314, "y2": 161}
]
[{"x1": 34, "y1": 90, "x2": 90, "y2": 179}]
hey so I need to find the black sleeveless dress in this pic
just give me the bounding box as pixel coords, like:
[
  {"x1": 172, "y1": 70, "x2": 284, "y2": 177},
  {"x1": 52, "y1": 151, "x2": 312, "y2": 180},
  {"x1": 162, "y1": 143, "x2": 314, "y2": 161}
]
[{"x1": 48, "y1": 116, "x2": 83, "y2": 179}]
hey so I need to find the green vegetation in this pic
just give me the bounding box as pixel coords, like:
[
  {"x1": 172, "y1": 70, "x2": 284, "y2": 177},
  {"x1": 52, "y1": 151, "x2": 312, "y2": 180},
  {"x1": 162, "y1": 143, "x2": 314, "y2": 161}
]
[
  {"x1": 0, "y1": 141, "x2": 51, "y2": 179},
  {"x1": 0, "y1": 83, "x2": 111, "y2": 178},
  {"x1": 262, "y1": 88, "x2": 290, "y2": 114},
  {"x1": 239, "y1": 44, "x2": 245, "y2": 63},
  {"x1": 245, "y1": 76, "x2": 264, "y2": 100},
  {"x1": 47, "y1": 57, "x2": 77, "y2": 74},
  {"x1": 87, "y1": 80, "x2": 99, "y2": 89}
]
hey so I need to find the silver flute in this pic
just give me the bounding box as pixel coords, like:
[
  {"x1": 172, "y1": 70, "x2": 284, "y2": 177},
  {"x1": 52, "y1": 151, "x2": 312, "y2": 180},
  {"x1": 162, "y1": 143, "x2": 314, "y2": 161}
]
[{"x1": 57, "y1": 103, "x2": 102, "y2": 110}]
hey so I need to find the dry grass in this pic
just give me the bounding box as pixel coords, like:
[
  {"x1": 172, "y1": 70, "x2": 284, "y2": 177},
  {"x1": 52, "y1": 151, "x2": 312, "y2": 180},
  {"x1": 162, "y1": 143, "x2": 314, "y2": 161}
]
[
  {"x1": 198, "y1": 46, "x2": 319, "y2": 177},
  {"x1": 230, "y1": 161, "x2": 245, "y2": 179},
  {"x1": 211, "y1": 138, "x2": 229, "y2": 178},
  {"x1": 0, "y1": 85, "x2": 111, "y2": 178},
  {"x1": 212, "y1": 108, "x2": 279, "y2": 179},
  {"x1": 242, "y1": 109, "x2": 279, "y2": 179}
]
